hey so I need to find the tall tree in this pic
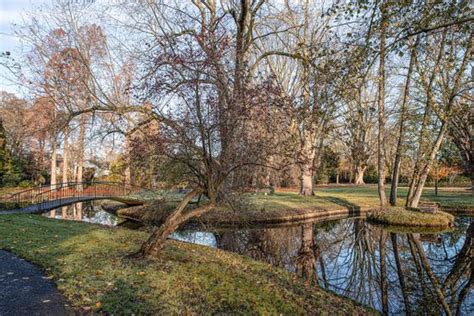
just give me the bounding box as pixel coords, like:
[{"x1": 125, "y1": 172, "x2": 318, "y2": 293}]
[
  {"x1": 376, "y1": 2, "x2": 388, "y2": 207},
  {"x1": 406, "y1": 29, "x2": 472, "y2": 208},
  {"x1": 389, "y1": 37, "x2": 419, "y2": 205}
]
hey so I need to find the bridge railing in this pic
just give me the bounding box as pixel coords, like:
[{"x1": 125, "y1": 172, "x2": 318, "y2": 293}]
[{"x1": 9, "y1": 181, "x2": 153, "y2": 209}]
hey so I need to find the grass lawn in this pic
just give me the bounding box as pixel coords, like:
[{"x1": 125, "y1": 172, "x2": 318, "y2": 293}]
[
  {"x1": 251, "y1": 185, "x2": 473, "y2": 212},
  {"x1": 0, "y1": 214, "x2": 371, "y2": 314}
]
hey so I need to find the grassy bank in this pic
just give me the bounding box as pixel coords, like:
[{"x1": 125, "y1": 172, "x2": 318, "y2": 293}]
[
  {"x1": 0, "y1": 214, "x2": 371, "y2": 314},
  {"x1": 367, "y1": 207, "x2": 455, "y2": 227},
  {"x1": 111, "y1": 185, "x2": 472, "y2": 226}
]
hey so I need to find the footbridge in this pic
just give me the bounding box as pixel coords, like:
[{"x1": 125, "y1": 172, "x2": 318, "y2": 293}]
[{"x1": 2, "y1": 182, "x2": 151, "y2": 214}]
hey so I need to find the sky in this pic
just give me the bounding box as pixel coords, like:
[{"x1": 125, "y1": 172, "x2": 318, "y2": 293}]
[{"x1": 0, "y1": 0, "x2": 48, "y2": 94}]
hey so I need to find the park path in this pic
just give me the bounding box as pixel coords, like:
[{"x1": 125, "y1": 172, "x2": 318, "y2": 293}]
[{"x1": 0, "y1": 250, "x2": 70, "y2": 316}]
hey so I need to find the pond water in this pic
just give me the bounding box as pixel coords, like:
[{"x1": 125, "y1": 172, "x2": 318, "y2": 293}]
[
  {"x1": 43, "y1": 200, "x2": 120, "y2": 226},
  {"x1": 44, "y1": 201, "x2": 473, "y2": 315}
]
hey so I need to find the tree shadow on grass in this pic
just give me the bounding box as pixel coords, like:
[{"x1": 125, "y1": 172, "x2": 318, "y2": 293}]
[
  {"x1": 319, "y1": 196, "x2": 365, "y2": 216},
  {"x1": 99, "y1": 278, "x2": 152, "y2": 314}
]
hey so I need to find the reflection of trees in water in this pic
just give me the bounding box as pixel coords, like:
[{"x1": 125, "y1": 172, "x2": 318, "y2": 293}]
[
  {"x1": 295, "y1": 223, "x2": 317, "y2": 284},
  {"x1": 408, "y1": 233, "x2": 452, "y2": 315},
  {"x1": 390, "y1": 233, "x2": 410, "y2": 314},
  {"x1": 216, "y1": 225, "x2": 301, "y2": 272},
  {"x1": 316, "y1": 218, "x2": 472, "y2": 315},
  {"x1": 212, "y1": 217, "x2": 471, "y2": 314},
  {"x1": 47, "y1": 201, "x2": 117, "y2": 225},
  {"x1": 444, "y1": 222, "x2": 473, "y2": 316},
  {"x1": 315, "y1": 218, "x2": 384, "y2": 310},
  {"x1": 404, "y1": 220, "x2": 473, "y2": 316}
]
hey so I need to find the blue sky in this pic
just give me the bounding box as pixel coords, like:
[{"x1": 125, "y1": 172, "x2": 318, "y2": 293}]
[{"x1": 0, "y1": 0, "x2": 48, "y2": 94}]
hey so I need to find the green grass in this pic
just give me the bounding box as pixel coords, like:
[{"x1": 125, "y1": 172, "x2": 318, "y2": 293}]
[
  {"x1": 248, "y1": 185, "x2": 473, "y2": 212},
  {"x1": 0, "y1": 214, "x2": 371, "y2": 314},
  {"x1": 108, "y1": 185, "x2": 472, "y2": 226},
  {"x1": 367, "y1": 207, "x2": 455, "y2": 227}
]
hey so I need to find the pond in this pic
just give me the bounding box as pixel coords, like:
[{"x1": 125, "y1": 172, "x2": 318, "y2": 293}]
[
  {"x1": 44, "y1": 201, "x2": 473, "y2": 315},
  {"x1": 43, "y1": 200, "x2": 120, "y2": 226}
]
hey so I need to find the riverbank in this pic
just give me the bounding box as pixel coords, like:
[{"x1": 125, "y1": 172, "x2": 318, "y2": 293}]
[
  {"x1": 105, "y1": 186, "x2": 473, "y2": 227},
  {"x1": 0, "y1": 214, "x2": 372, "y2": 314}
]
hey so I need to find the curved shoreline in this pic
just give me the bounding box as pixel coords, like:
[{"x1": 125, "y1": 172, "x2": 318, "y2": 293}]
[
  {"x1": 102, "y1": 201, "x2": 372, "y2": 226},
  {"x1": 102, "y1": 200, "x2": 473, "y2": 229}
]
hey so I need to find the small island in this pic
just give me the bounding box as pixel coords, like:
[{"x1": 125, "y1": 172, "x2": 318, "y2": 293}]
[{"x1": 368, "y1": 206, "x2": 455, "y2": 228}]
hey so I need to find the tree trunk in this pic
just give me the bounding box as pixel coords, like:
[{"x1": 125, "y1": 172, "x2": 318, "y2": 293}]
[
  {"x1": 297, "y1": 6, "x2": 316, "y2": 197},
  {"x1": 62, "y1": 128, "x2": 69, "y2": 184},
  {"x1": 390, "y1": 38, "x2": 417, "y2": 206},
  {"x1": 77, "y1": 118, "x2": 85, "y2": 191},
  {"x1": 135, "y1": 188, "x2": 214, "y2": 257},
  {"x1": 470, "y1": 67, "x2": 474, "y2": 196},
  {"x1": 50, "y1": 138, "x2": 57, "y2": 190},
  {"x1": 299, "y1": 163, "x2": 314, "y2": 196},
  {"x1": 377, "y1": 6, "x2": 388, "y2": 207},
  {"x1": 406, "y1": 33, "x2": 472, "y2": 207},
  {"x1": 124, "y1": 136, "x2": 131, "y2": 188},
  {"x1": 354, "y1": 166, "x2": 366, "y2": 185},
  {"x1": 407, "y1": 124, "x2": 447, "y2": 208}
]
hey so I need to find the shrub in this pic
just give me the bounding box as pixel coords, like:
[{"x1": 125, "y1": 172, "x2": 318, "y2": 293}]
[{"x1": 18, "y1": 180, "x2": 32, "y2": 188}]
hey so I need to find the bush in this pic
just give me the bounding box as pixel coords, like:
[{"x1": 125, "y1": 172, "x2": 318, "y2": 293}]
[
  {"x1": 18, "y1": 180, "x2": 32, "y2": 188},
  {"x1": 268, "y1": 186, "x2": 275, "y2": 195},
  {"x1": 363, "y1": 166, "x2": 378, "y2": 184},
  {"x1": 2, "y1": 171, "x2": 23, "y2": 186}
]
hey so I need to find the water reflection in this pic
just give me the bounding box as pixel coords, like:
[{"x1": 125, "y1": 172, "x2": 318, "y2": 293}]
[
  {"x1": 177, "y1": 217, "x2": 473, "y2": 315},
  {"x1": 43, "y1": 203, "x2": 472, "y2": 314},
  {"x1": 43, "y1": 201, "x2": 119, "y2": 226}
]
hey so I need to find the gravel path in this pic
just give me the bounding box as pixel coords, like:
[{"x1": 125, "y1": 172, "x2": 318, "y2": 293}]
[{"x1": 0, "y1": 250, "x2": 70, "y2": 316}]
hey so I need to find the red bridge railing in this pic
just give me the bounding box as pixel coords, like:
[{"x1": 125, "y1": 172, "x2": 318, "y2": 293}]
[{"x1": 9, "y1": 181, "x2": 152, "y2": 209}]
